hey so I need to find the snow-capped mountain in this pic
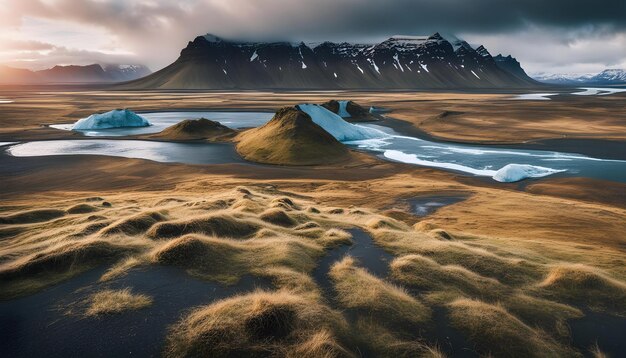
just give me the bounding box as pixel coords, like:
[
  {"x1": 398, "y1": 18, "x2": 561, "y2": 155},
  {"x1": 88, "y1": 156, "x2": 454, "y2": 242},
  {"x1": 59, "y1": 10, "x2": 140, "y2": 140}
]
[
  {"x1": 0, "y1": 64, "x2": 151, "y2": 84},
  {"x1": 122, "y1": 33, "x2": 538, "y2": 89},
  {"x1": 532, "y1": 69, "x2": 626, "y2": 85}
]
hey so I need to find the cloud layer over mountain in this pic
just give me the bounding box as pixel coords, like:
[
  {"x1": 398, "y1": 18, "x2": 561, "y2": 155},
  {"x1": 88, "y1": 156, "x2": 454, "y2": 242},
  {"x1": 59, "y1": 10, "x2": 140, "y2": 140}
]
[{"x1": 1, "y1": 0, "x2": 625, "y2": 73}]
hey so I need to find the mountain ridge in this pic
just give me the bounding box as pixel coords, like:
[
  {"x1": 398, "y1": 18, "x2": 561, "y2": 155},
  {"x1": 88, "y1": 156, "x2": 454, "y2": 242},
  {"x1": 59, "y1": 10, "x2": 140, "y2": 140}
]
[
  {"x1": 0, "y1": 63, "x2": 151, "y2": 84},
  {"x1": 532, "y1": 69, "x2": 626, "y2": 85},
  {"x1": 121, "y1": 32, "x2": 539, "y2": 89}
]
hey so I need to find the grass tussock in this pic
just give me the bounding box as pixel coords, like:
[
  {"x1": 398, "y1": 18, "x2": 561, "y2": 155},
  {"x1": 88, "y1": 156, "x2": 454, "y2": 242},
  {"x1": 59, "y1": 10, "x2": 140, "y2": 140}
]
[
  {"x1": 270, "y1": 197, "x2": 301, "y2": 211},
  {"x1": 365, "y1": 217, "x2": 406, "y2": 231},
  {"x1": 85, "y1": 288, "x2": 152, "y2": 316},
  {"x1": 165, "y1": 290, "x2": 350, "y2": 358},
  {"x1": 370, "y1": 229, "x2": 544, "y2": 286},
  {"x1": 537, "y1": 264, "x2": 626, "y2": 314},
  {"x1": 0, "y1": 240, "x2": 141, "y2": 298},
  {"x1": 260, "y1": 209, "x2": 297, "y2": 227},
  {"x1": 66, "y1": 203, "x2": 99, "y2": 214},
  {"x1": 152, "y1": 234, "x2": 322, "y2": 284},
  {"x1": 100, "y1": 211, "x2": 167, "y2": 236},
  {"x1": 100, "y1": 256, "x2": 144, "y2": 282},
  {"x1": 390, "y1": 254, "x2": 503, "y2": 298},
  {"x1": 329, "y1": 256, "x2": 430, "y2": 323},
  {"x1": 447, "y1": 298, "x2": 574, "y2": 357},
  {"x1": 352, "y1": 319, "x2": 444, "y2": 358},
  {"x1": 318, "y1": 229, "x2": 353, "y2": 248},
  {"x1": 147, "y1": 214, "x2": 259, "y2": 240},
  {"x1": 0, "y1": 208, "x2": 66, "y2": 224}
]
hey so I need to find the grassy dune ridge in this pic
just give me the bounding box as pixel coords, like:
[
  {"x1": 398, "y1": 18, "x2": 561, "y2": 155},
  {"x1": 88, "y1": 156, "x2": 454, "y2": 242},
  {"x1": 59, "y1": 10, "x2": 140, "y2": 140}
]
[{"x1": 1, "y1": 182, "x2": 625, "y2": 356}]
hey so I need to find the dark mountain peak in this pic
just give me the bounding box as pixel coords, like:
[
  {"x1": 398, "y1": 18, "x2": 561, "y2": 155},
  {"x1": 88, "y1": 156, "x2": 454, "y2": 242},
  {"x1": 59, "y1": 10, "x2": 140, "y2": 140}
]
[
  {"x1": 475, "y1": 45, "x2": 491, "y2": 58},
  {"x1": 428, "y1": 32, "x2": 444, "y2": 41},
  {"x1": 121, "y1": 32, "x2": 538, "y2": 89},
  {"x1": 202, "y1": 34, "x2": 223, "y2": 42}
]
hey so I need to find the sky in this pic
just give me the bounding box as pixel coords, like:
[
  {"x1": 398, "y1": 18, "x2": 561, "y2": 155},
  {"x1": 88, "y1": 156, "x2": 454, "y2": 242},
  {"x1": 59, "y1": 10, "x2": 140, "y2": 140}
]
[{"x1": 0, "y1": 0, "x2": 625, "y2": 75}]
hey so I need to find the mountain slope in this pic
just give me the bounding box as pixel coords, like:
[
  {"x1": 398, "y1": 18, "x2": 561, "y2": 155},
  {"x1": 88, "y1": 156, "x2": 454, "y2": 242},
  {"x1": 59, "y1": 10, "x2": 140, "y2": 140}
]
[
  {"x1": 533, "y1": 69, "x2": 626, "y2": 85},
  {"x1": 122, "y1": 33, "x2": 538, "y2": 89},
  {"x1": 0, "y1": 64, "x2": 151, "y2": 84}
]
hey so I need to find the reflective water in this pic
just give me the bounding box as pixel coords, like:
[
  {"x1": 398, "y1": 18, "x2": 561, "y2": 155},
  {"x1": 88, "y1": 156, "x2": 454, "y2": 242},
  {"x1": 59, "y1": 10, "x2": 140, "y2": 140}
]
[
  {"x1": 50, "y1": 111, "x2": 274, "y2": 136},
  {"x1": 7, "y1": 140, "x2": 244, "y2": 165},
  {"x1": 348, "y1": 124, "x2": 626, "y2": 183}
]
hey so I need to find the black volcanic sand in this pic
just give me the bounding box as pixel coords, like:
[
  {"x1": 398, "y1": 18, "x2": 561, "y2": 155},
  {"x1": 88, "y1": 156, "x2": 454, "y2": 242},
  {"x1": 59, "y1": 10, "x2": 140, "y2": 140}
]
[
  {"x1": 0, "y1": 266, "x2": 271, "y2": 358},
  {"x1": 379, "y1": 116, "x2": 626, "y2": 160},
  {"x1": 312, "y1": 229, "x2": 478, "y2": 357},
  {"x1": 0, "y1": 227, "x2": 479, "y2": 358}
]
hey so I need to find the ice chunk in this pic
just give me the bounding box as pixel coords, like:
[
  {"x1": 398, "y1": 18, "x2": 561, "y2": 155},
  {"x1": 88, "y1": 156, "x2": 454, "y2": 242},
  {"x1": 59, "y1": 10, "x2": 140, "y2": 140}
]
[
  {"x1": 383, "y1": 150, "x2": 564, "y2": 183},
  {"x1": 492, "y1": 164, "x2": 565, "y2": 182},
  {"x1": 296, "y1": 104, "x2": 386, "y2": 142},
  {"x1": 337, "y1": 100, "x2": 351, "y2": 118},
  {"x1": 71, "y1": 109, "x2": 151, "y2": 130}
]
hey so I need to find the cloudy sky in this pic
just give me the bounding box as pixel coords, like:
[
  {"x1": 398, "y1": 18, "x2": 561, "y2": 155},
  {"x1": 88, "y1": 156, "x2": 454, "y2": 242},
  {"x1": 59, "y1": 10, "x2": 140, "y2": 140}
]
[{"x1": 1, "y1": 0, "x2": 625, "y2": 75}]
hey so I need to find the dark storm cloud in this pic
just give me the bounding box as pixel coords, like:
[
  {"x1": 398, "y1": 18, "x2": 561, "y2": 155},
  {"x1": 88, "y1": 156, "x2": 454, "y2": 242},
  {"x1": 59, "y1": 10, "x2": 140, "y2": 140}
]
[{"x1": 1, "y1": 0, "x2": 625, "y2": 73}]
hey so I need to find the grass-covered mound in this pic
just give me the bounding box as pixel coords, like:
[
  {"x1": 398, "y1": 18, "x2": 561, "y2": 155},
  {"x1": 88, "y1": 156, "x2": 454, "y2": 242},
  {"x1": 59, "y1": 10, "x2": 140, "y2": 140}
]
[
  {"x1": 447, "y1": 298, "x2": 575, "y2": 357},
  {"x1": 150, "y1": 118, "x2": 235, "y2": 141},
  {"x1": 146, "y1": 213, "x2": 259, "y2": 239},
  {"x1": 165, "y1": 290, "x2": 351, "y2": 358},
  {"x1": 235, "y1": 107, "x2": 350, "y2": 165},
  {"x1": 329, "y1": 256, "x2": 430, "y2": 324},
  {"x1": 0, "y1": 239, "x2": 142, "y2": 298},
  {"x1": 151, "y1": 234, "x2": 322, "y2": 284},
  {"x1": 0, "y1": 208, "x2": 66, "y2": 224}
]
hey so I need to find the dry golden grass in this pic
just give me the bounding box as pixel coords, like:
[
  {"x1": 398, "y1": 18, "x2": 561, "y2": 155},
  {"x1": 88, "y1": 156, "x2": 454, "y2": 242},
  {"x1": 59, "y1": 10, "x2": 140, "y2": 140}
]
[
  {"x1": 151, "y1": 233, "x2": 322, "y2": 284},
  {"x1": 536, "y1": 264, "x2": 626, "y2": 315},
  {"x1": 165, "y1": 290, "x2": 351, "y2": 357},
  {"x1": 0, "y1": 175, "x2": 624, "y2": 356},
  {"x1": 146, "y1": 213, "x2": 259, "y2": 239},
  {"x1": 447, "y1": 298, "x2": 575, "y2": 357},
  {"x1": 390, "y1": 254, "x2": 504, "y2": 298},
  {"x1": 85, "y1": 288, "x2": 152, "y2": 316},
  {"x1": 329, "y1": 256, "x2": 430, "y2": 323}
]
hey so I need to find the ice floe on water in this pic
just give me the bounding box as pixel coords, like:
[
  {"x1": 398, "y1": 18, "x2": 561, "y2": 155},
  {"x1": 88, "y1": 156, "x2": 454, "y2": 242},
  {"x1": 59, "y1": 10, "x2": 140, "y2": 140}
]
[
  {"x1": 513, "y1": 87, "x2": 626, "y2": 100},
  {"x1": 382, "y1": 150, "x2": 565, "y2": 182},
  {"x1": 72, "y1": 109, "x2": 151, "y2": 130},
  {"x1": 513, "y1": 93, "x2": 558, "y2": 100},
  {"x1": 296, "y1": 104, "x2": 387, "y2": 141},
  {"x1": 492, "y1": 164, "x2": 566, "y2": 182},
  {"x1": 571, "y1": 88, "x2": 626, "y2": 96},
  {"x1": 345, "y1": 128, "x2": 626, "y2": 183}
]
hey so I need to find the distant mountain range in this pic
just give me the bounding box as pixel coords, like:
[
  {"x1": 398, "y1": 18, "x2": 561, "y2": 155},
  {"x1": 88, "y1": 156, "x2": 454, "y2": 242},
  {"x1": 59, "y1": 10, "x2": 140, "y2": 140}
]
[
  {"x1": 0, "y1": 64, "x2": 151, "y2": 84},
  {"x1": 121, "y1": 33, "x2": 538, "y2": 89},
  {"x1": 532, "y1": 69, "x2": 626, "y2": 85}
]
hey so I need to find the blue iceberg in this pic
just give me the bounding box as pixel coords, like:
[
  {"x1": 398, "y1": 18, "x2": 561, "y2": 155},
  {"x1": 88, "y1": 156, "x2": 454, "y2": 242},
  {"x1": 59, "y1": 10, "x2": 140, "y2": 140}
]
[
  {"x1": 72, "y1": 109, "x2": 151, "y2": 130},
  {"x1": 296, "y1": 104, "x2": 386, "y2": 142}
]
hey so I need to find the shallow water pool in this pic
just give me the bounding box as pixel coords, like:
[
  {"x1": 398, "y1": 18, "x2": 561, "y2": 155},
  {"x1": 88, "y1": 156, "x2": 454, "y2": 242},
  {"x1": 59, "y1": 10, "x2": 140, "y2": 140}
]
[{"x1": 50, "y1": 111, "x2": 274, "y2": 136}]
